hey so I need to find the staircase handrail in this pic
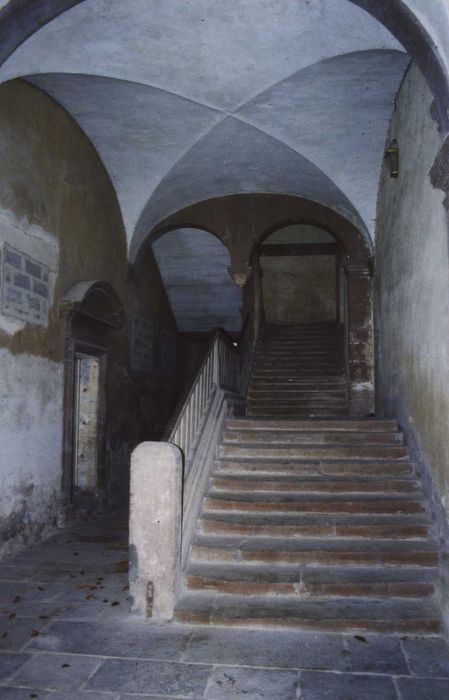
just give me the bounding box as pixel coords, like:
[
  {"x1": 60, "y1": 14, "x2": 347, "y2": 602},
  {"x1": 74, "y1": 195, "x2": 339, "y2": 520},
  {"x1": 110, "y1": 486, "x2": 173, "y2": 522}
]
[{"x1": 163, "y1": 328, "x2": 240, "y2": 472}]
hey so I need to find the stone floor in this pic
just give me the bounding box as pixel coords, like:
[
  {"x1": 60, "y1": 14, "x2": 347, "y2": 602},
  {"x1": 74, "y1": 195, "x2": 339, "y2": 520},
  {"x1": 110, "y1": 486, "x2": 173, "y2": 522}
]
[{"x1": 1, "y1": 506, "x2": 449, "y2": 699}]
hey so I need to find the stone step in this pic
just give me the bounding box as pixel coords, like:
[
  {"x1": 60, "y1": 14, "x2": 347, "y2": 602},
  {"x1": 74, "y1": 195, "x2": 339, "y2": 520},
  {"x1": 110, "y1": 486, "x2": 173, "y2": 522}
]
[
  {"x1": 254, "y1": 363, "x2": 346, "y2": 371},
  {"x1": 199, "y1": 518, "x2": 429, "y2": 539},
  {"x1": 219, "y1": 444, "x2": 409, "y2": 461},
  {"x1": 216, "y1": 459, "x2": 414, "y2": 477},
  {"x1": 226, "y1": 419, "x2": 398, "y2": 432},
  {"x1": 201, "y1": 511, "x2": 431, "y2": 529},
  {"x1": 222, "y1": 430, "x2": 403, "y2": 446},
  {"x1": 210, "y1": 477, "x2": 419, "y2": 496},
  {"x1": 252, "y1": 368, "x2": 345, "y2": 376},
  {"x1": 247, "y1": 399, "x2": 350, "y2": 409},
  {"x1": 190, "y1": 542, "x2": 438, "y2": 567},
  {"x1": 247, "y1": 409, "x2": 350, "y2": 418},
  {"x1": 248, "y1": 387, "x2": 348, "y2": 396},
  {"x1": 174, "y1": 595, "x2": 441, "y2": 634},
  {"x1": 185, "y1": 562, "x2": 436, "y2": 597},
  {"x1": 203, "y1": 496, "x2": 426, "y2": 515}
]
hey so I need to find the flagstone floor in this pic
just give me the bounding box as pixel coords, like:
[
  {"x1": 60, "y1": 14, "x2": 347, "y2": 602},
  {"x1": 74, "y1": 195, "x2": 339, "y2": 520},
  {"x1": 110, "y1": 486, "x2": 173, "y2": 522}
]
[{"x1": 1, "y1": 505, "x2": 449, "y2": 699}]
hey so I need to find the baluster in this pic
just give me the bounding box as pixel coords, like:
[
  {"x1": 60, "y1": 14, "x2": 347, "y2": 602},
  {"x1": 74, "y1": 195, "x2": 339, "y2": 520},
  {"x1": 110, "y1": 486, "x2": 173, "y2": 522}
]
[{"x1": 199, "y1": 371, "x2": 205, "y2": 414}]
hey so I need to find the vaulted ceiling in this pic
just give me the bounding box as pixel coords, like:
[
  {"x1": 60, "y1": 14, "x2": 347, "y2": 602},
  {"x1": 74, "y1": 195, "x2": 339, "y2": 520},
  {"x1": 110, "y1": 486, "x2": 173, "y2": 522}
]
[{"x1": 0, "y1": 0, "x2": 411, "y2": 259}]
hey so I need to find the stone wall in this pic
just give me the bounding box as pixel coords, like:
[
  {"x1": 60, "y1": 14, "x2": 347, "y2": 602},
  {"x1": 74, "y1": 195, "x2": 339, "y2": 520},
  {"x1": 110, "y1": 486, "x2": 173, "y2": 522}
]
[
  {"x1": 0, "y1": 79, "x2": 177, "y2": 558},
  {"x1": 375, "y1": 63, "x2": 449, "y2": 526}
]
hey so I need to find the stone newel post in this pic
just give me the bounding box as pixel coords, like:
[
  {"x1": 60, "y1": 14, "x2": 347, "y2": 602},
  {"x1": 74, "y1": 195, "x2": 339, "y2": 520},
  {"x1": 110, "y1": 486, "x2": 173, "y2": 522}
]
[{"x1": 129, "y1": 442, "x2": 182, "y2": 620}]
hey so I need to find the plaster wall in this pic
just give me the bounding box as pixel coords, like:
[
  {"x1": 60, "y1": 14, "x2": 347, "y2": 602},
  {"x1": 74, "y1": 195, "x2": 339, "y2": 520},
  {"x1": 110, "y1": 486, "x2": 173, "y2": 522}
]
[
  {"x1": 0, "y1": 79, "x2": 177, "y2": 557},
  {"x1": 375, "y1": 64, "x2": 449, "y2": 523},
  {"x1": 261, "y1": 225, "x2": 337, "y2": 325}
]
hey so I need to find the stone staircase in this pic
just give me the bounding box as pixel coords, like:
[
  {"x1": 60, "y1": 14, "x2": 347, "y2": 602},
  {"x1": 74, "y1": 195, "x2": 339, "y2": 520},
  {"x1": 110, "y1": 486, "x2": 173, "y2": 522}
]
[
  {"x1": 174, "y1": 326, "x2": 442, "y2": 634},
  {"x1": 247, "y1": 323, "x2": 349, "y2": 417}
]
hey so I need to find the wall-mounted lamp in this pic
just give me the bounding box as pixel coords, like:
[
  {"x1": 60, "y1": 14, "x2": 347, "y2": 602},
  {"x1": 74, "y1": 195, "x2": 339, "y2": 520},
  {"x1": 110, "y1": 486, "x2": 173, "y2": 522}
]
[{"x1": 385, "y1": 139, "x2": 399, "y2": 178}]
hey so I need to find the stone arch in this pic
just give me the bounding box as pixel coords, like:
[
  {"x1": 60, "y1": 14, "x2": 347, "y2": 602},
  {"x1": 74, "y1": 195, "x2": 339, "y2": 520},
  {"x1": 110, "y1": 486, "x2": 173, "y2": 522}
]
[
  {"x1": 59, "y1": 280, "x2": 125, "y2": 522},
  {"x1": 149, "y1": 226, "x2": 242, "y2": 334},
  {"x1": 60, "y1": 280, "x2": 125, "y2": 329},
  {"x1": 248, "y1": 211, "x2": 374, "y2": 417}
]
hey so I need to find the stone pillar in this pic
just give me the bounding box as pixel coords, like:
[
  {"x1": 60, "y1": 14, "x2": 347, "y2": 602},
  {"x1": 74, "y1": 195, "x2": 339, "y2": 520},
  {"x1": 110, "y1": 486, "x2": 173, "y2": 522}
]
[
  {"x1": 346, "y1": 264, "x2": 375, "y2": 416},
  {"x1": 129, "y1": 442, "x2": 182, "y2": 620}
]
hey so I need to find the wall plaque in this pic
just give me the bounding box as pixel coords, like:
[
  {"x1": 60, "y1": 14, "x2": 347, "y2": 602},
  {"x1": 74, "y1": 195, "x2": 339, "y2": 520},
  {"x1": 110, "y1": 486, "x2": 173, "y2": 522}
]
[
  {"x1": 161, "y1": 328, "x2": 176, "y2": 378},
  {"x1": 131, "y1": 315, "x2": 154, "y2": 373},
  {"x1": 1, "y1": 243, "x2": 51, "y2": 327}
]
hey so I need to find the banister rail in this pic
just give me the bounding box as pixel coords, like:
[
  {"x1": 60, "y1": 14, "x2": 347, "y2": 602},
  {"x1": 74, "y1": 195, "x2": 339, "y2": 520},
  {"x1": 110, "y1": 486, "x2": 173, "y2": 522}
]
[
  {"x1": 129, "y1": 320, "x2": 258, "y2": 621},
  {"x1": 163, "y1": 329, "x2": 239, "y2": 470}
]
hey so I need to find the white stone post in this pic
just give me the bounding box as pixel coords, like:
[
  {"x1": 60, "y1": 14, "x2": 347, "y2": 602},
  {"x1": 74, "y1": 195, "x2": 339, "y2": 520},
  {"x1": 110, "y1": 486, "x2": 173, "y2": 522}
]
[{"x1": 129, "y1": 442, "x2": 183, "y2": 621}]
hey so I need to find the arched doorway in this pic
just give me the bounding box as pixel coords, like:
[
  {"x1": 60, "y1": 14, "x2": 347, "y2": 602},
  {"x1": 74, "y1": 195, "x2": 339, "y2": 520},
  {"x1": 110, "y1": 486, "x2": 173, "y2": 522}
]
[
  {"x1": 60, "y1": 281, "x2": 125, "y2": 522},
  {"x1": 259, "y1": 224, "x2": 341, "y2": 326}
]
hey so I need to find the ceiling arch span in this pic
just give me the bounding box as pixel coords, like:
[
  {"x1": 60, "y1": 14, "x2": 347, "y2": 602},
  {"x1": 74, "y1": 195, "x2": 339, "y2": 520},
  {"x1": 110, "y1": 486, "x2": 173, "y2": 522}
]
[
  {"x1": 25, "y1": 49, "x2": 407, "y2": 251},
  {"x1": 139, "y1": 194, "x2": 373, "y2": 276},
  {"x1": 0, "y1": 0, "x2": 447, "y2": 129},
  {"x1": 130, "y1": 116, "x2": 369, "y2": 263}
]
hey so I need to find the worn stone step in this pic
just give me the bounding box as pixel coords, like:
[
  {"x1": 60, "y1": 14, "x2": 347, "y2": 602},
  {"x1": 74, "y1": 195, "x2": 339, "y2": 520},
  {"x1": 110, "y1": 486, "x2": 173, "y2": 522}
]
[
  {"x1": 210, "y1": 477, "x2": 418, "y2": 496},
  {"x1": 247, "y1": 402, "x2": 350, "y2": 409},
  {"x1": 254, "y1": 365, "x2": 346, "y2": 374},
  {"x1": 190, "y1": 543, "x2": 438, "y2": 567},
  {"x1": 247, "y1": 400, "x2": 350, "y2": 410},
  {"x1": 216, "y1": 459, "x2": 414, "y2": 478},
  {"x1": 174, "y1": 595, "x2": 441, "y2": 633},
  {"x1": 219, "y1": 444, "x2": 409, "y2": 461},
  {"x1": 252, "y1": 368, "x2": 345, "y2": 376},
  {"x1": 227, "y1": 419, "x2": 398, "y2": 432},
  {"x1": 193, "y1": 533, "x2": 437, "y2": 553},
  {"x1": 184, "y1": 562, "x2": 436, "y2": 597},
  {"x1": 202, "y1": 507, "x2": 429, "y2": 522},
  {"x1": 199, "y1": 518, "x2": 429, "y2": 539},
  {"x1": 247, "y1": 410, "x2": 349, "y2": 418},
  {"x1": 223, "y1": 430, "x2": 403, "y2": 446},
  {"x1": 248, "y1": 410, "x2": 349, "y2": 415},
  {"x1": 248, "y1": 386, "x2": 347, "y2": 396},
  {"x1": 203, "y1": 496, "x2": 426, "y2": 515}
]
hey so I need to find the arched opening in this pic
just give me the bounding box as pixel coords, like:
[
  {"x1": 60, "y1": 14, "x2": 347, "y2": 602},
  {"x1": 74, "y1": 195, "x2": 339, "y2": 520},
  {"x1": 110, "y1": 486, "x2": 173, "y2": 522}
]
[
  {"x1": 60, "y1": 281, "x2": 125, "y2": 522},
  {"x1": 258, "y1": 224, "x2": 341, "y2": 326},
  {"x1": 150, "y1": 227, "x2": 242, "y2": 389},
  {"x1": 251, "y1": 220, "x2": 373, "y2": 416},
  {"x1": 150, "y1": 227, "x2": 242, "y2": 336}
]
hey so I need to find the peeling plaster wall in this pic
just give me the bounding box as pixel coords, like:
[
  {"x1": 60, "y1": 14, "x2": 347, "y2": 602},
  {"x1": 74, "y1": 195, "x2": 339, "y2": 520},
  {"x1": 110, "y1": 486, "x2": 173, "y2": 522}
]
[
  {"x1": 0, "y1": 79, "x2": 177, "y2": 558},
  {"x1": 375, "y1": 64, "x2": 449, "y2": 524},
  {"x1": 261, "y1": 226, "x2": 337, "y2": 325}
]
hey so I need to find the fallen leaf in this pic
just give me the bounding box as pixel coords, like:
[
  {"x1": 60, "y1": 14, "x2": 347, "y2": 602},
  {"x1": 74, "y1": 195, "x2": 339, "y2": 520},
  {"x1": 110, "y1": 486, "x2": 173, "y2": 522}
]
[
  {"x1": 114, "y1": 560, "x2": 128, "y2": 573},
  {"x1": 39, "y1": 615, "x2": 50, "y2": 620},
  {"x1": 111, "y1": 601, "x2": 120, "y2": 607},
  {"x1": 1, "y1": 632, "x2": 7, "y2": 638},
  {"x1": 355, "y1": 635, "x2": 368, "y2": 643},
  {"x1": 13, "y1": 596, "x2": 21, "y2": 604},
  {"x1": 37, "y1": 586, "x2": 45, "y2": 591},
  {"x1": 30, "y1": 630, "x2": 40, "y2": 638},
  {"x1": 62, "y1": 663, "x2": 70, "y2": 668},
  {"x1": 8, "y1": 613, "x2": 16, "y2": 620}
]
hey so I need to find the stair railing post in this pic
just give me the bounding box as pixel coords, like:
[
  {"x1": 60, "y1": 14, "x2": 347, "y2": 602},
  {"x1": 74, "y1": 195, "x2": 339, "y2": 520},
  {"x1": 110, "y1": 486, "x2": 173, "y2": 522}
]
[{"x1": 129, "y1": 442, "x2": 182, "y2": 621}]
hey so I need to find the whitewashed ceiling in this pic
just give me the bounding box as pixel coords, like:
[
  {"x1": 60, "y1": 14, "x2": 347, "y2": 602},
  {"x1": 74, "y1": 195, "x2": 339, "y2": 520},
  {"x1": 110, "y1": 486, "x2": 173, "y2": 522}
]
[
  {"x1": 0, "y1": 0, "x2": 409, "y2": 253},
  {"x1": 0, "y1": 0, "x2": 411, "y2": 332}
]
